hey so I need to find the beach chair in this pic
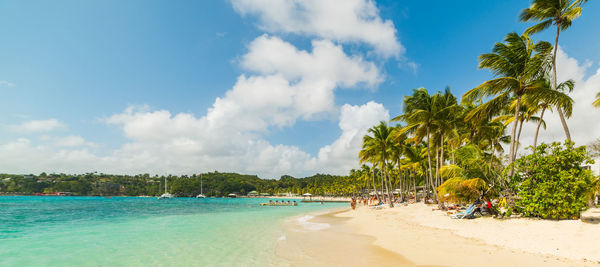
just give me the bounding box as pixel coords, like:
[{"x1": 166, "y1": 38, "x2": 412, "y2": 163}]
[
  {"x1": 450, "y1": 204, "x2": 476, "y2": 219},
  {"x1": 369, "y1": 202, "x2": 385, "y2": 210}
]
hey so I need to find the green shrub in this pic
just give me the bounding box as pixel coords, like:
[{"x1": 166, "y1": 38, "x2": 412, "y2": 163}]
[{"x1": 514, "y1": 142, "x2": 595, "y2": 220}]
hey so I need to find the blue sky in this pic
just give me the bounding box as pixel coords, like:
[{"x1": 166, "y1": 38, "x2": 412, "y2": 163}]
[{"x1": 1, "y1": 0, "x2": 599, "y2": 177}]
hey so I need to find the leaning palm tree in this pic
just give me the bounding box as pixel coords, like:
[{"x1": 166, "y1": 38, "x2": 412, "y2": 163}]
[
  {"x1": 520, "y1": 0, "x2": 589, "y2": 141},
  {"x1": 463, "y1": 32, "x2": 552, "y2": 176},
  {"x1": 523, "y1": 77, "x2": 574, "y2": 149}
]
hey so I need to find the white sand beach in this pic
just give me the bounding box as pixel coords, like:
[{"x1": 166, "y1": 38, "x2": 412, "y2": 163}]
[{"x1": 280, "y1": 204, "x2": 600, "y2": 266}]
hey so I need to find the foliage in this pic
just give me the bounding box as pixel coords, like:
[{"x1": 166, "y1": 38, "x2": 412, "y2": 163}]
[
  {"x1": 436, "y1": 145, "x2": 495, "y2": 203},
  {"x1": 514, "y1": 142, "x2": 595, "y2": 219},
  {"x1": 0, "y1": 172, "x2": 359, "y2": 197}
]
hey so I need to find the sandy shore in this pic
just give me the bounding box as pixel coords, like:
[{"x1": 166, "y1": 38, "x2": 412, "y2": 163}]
[{"x1": 279, "y1": 204, "x2": 600, "y2": 266}]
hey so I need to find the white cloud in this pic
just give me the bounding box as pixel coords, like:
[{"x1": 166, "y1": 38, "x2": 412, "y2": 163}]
[
  {"x1": 0, "y1": 80, "x2": 15, "y2": 87},
  {"x1": 6, "y1": 119, "x2": 65, "y2": 133},
  {"x1": 230, "y1": 0, "x2": 403, "y2": 57},
  {"x1": 312, "y1": 101, "x2": 389, "y2": 173},
  {"x1": 0, "y1": 3, "x2": 399, "y2": 177},
  {"x1": 518, "y1": 48, "x2": 600, "y2": 150},
  {"x1": 52, "y1": 135, "x2": 98, "y2": 148},
  {"x1": 0, "y1": 102, "x2": 388, "y2": 177}
]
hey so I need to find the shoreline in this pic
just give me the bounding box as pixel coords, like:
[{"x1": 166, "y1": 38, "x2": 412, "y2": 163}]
[
  {"x1": 282, "y1": 204, "x2": 600, "y2": 266},
  {"x1": 276, "y1": 207, "x2": 415, "y2": 267}
]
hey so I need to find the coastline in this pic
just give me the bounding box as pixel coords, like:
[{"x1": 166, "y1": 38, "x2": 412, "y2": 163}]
[
  {"x1": 282, "y1": 204, "x2": 600, "y2": 266},
  {"x1": 276, "y1": 207, "x2": 415, "y2": 267}
]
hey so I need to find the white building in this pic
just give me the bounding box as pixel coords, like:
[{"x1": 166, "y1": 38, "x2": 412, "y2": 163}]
[{"x1": 587, "y1": 156, "x2": 600, "y2": 176}]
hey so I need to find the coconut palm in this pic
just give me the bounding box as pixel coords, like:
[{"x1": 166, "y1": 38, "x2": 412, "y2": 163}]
[
  {"x1": 463, "y1": 32, "x2": 552, "y2": 176},
  {"x1": 359, "y1": 121, "x2": 395, "y2": 207},
  {"x1": 523, "y1": 78, "x2": 574, "y2": 149},
  {"x1": 520, "y1": 0, "x2": 588, "y2": 141}
]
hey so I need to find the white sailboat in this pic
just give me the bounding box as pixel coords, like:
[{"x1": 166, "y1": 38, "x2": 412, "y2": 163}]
[
  {"x1": 196, "y1": 174, "x2": 206, "y2": 198},
  {"x1": 158, "y1": 177, "x2": 173, "y2": 199}
]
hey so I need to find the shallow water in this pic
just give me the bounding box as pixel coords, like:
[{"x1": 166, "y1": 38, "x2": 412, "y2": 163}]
[{"x1": 0, "y1": 196, "x2": 344, "y2": 266}]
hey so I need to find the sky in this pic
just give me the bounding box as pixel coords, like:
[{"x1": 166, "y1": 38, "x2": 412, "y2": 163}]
[{"x1": 0, "y1": 0, "x2": 599, "y2": 178}]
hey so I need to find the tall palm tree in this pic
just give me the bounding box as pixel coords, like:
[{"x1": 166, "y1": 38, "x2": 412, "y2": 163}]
[
  {"x1": 520, "y1": 0, "x2": 589, "y2": 141},
  {"x1": 463, "y1": 32, "x2": 552, "y2": 176},
  {"x1": 393, "y1": 88, "x2": 459, "y2": 202},
  {"x1": 393, "y1": 89, "x2": 437, "y2": 200},
  {"x1": 359, "y1": 121, "x2": 395, "y2": 207}
]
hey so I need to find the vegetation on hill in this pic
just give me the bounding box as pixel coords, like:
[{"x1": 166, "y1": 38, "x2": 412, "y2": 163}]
[{"x1": 0, "y1": 172, "x2": 358, "y2": 197}]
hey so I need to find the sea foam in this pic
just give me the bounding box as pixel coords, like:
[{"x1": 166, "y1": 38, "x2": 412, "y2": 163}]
[{"x1": 296, "y1": 215, "x2": 330, "y2": 231}]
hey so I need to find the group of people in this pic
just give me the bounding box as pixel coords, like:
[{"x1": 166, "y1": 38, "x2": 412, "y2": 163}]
[{"x1": 350, "y1": 196, "x2": 386, "y2": 209}]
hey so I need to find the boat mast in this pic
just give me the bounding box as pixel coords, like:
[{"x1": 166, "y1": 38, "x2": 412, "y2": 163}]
[
  {"x1": 200, "y1": 174, "x2": 203, "y2": 195},
  {"x1": 164, "y1": 176, "x2": 167, "y2": 194}
]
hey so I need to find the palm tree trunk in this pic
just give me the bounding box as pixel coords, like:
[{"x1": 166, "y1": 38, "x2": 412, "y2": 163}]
[
  {"x1": 435, "y1": 143, "x2": 440, "y2": 189},
  {"x1": 371, "y1": 168, "x2": 379, "y2": 202},
  {"x1": 379, "y1": 169, "x2": 385, "y2": 201},
  {"x1": 438, "y1": 135, "x2": 444, "y2": 189},
  {"x1": 512, "y1": 119, "x2": 524, "y2": 163},
  {"x1": 508, "y1": 95, "x2": 522, "y2": 178},
  {"x1": 490, "y1": 141, "x2": 495, "y2": 169},
  {"x1": 426, "y1": 126, "x2": 436, "y2": 201},
  {"x1": 412, "y1": 170, "x2": 417, "y2": 202},
  {"x1": 553, "y1": 25, "x2": 571, "y2": 141},
  {"x1": 381, "y1": 152, "x2": 393, "y2": 207},
  {"x1": 533, "y1": 107, "x2": 546, "y2": 150}
]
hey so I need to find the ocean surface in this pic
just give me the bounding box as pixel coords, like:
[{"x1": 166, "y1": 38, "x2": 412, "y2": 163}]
[{"x1": 0, "y1": 196, "x2": 345, "y2": 266}]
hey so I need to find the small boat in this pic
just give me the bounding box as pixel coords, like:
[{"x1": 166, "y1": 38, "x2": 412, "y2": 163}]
[
  {"x1": 260, "y1": 201, "x2": 298, "y2": 206},
  {"x1": 196, "y1": 174, "x2": 206, "y2": 199},
  {"x1": 157, "y1": 177, "x2": 174, "y2": 199}
]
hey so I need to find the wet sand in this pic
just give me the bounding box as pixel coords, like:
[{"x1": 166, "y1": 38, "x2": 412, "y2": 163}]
[
  {"x1": 278, "y1": 206, "x2": 598, "y2": 267},
  {"x1": 276, "y1": 209, "x2": 429, "y2": 267}
]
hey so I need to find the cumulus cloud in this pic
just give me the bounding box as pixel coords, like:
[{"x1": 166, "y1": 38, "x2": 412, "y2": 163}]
[
  {"x1": 518, "y1": 48, "x2": 600, "y2": 150},
  {"x1": 0, "y1": 102, "x2": 388, "y2": 177},
  {"x1": 6, "y1": 119, "x2": 65, "y2": 133},
  {"x1": 207, "y1": 35, "x2": 382, "y2": 133},
  {"x1": 230, "y1": 0, "x2": 403, "y2": 57},
  {"x1": 312, "y1": 101, "x2": 389, "y2": 173},
  {"x1": 0, "y1": 2, "x2": 400, "y2": 177}
]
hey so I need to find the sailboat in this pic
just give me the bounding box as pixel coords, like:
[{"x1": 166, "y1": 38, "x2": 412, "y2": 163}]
[
  {"x1": 157, "y1": 177, "x2": 173, "y2": 199},
  {"x1": 196, "y1": 174, "x2": 206, "y2": 198}
]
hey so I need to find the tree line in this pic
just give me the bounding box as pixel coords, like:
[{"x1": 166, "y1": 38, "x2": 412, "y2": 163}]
[{"x1": 0, "y1": 172, "x2": 359, "y2": 197}]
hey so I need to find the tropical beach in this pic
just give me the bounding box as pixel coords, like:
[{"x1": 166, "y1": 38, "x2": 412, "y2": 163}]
[
  {"x1": 2, "y1": 0, "x2": 600, "y2": 266},
  {"x1": 279, "y1": 205, "x2": 600, "y2": 267}
]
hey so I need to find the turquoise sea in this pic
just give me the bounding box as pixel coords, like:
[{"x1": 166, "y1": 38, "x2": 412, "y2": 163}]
[{"x1": 0, "y1": 196, "x2": 344, "y2": 266}]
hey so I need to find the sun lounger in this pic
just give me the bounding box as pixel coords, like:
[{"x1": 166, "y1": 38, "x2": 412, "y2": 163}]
[
  {"x1": 450, "y1": 204, "x2": 476, "y2": 219},
  {"x1": 369, "y1": 202, "x2": 385, "y2": 210}
]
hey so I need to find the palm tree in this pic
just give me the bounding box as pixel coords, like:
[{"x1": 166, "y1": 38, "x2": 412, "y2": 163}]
[
  {"x1": 523, "y1": 78, "x2": 574, "y2": 150},
  {"x1": 520, "y1": 0, "x2": 589, "y2": 141},
  {"x1": 463, "y1": 32, "x2": 552, "y2": 176},
  {"x1": 393, "y1": 88, "x2": 460, "y2": 202},
  {"x1": 392, "y1": 89, "x2": 437, "y2": 201},
  {"x1": 359, "y1": 121, "x2": 395, "y2": 207},
  {"x1": 594, "y1": 92, "x2": 600, "y2": 108}
]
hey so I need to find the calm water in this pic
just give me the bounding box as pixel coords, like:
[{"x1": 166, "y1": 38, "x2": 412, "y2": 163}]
[{"x1": 0, "y1": 196, "x2": 344, "y2": 266}]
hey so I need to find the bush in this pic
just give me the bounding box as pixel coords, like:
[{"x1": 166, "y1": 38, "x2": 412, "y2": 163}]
[{"x1": 513, "y1": 142, "x2": 595, "y2": 220}]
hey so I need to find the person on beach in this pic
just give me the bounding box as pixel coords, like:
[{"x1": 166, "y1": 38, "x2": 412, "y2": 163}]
[{"x1": 351, "y1": 197, "x2": 357, "y2": 210}]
